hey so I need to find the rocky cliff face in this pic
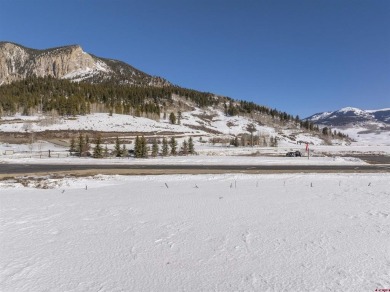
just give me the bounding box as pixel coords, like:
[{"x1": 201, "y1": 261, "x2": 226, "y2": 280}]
[
  {"x1": 0, "y1": 42, "x2": 30, "y2": 84},
  {"x1": 0, "y1": 42, "x2": 170, "y2": 86}
]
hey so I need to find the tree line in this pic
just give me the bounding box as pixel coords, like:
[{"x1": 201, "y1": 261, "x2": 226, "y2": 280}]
[
  {"x1": 0, "y1": 76, "x2": 320, "y2": 132},
  {"x1": 0, "y1": 76, "x2": 216, "y2": 117},
  {"x1": 70, "y1": 134, "x2": 196, "y2": 158}
]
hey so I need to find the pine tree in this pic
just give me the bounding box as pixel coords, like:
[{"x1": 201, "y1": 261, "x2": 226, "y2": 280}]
[
  {"x1": 134, "y1": 136, "x2": 141, "y2": 158},
  {"x1": 152, "y1": 139, "x2": 159, "y2": 157},
  {"x1": 322, "y1": 127, "x2": 329, "y2": 136},
  {"x1": 162, "y1": 137, "x2": 169, "y2": 156},
  {"x1": 181, "y1": 140, "x2": 188, "y2": 155},
  {"x1": 134, "y1": 136, "x2": 148, "y2": 158},
  {"x1": 169, "y1": 112, "x2": 176, "y2": 124},
  {"x1": 234, "y1": 136, "x2": 239, "y2": 147},
  {"x1": 224, "y1": 101, "x2": 228, "y2": 116},
  {"x1": 69, "y1": 137, "x2": 76, "y2": 153},
  {"x1": 188, "y1": 137, "x2": 195, "y2": 154},
  {"x1": 77, "y1": 133, "x2": 85, "y2": 157},
  {"x1": 170, "y1": 137, "x2": 177, "y2": 155},
  {"x1": 114, "y1": 136, "x2": 122, "y2": 157},
  {"x1": 84, "y1": 135, "x2": 91, "y2": 154},
  {"x1": 141, "y1": 136, "x2": 148, "y2": 158},
  {"x1": 93, "y1": 135, "x2": 103, "y2": 158},
  {"x1": 80, "y1": 102, "x2": 87, "y2": 115}
]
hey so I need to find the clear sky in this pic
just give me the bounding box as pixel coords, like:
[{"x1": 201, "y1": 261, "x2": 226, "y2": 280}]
[{"x1": 1, "y1": 0, "x2": 389, "y2": 117}]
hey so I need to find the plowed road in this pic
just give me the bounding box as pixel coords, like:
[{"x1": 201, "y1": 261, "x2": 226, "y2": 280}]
[{"x1": 1, "y1": 163, "x2": 389, "y2": 177}]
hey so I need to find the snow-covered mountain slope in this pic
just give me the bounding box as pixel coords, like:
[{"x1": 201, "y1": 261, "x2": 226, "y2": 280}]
[
  {"x1": 0, "y1": 108, "x2": 269, "y2": 134},
  {"x1": 0, "y1": 106, "x2": 337, "y2": 147},
  {"x1": 306, "y1": 107, "x2": 390, "y2": 127},
  {"x1": 0, "y1": 42, "x2": 169, "y2": 86},
  {"x1": 306, "y1": 107, "x2": 390, "y2": 145}
]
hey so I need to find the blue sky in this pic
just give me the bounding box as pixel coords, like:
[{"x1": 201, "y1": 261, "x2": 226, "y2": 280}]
[{"x1": 1, "y1": 0, "x2": 389, "y2": 117}]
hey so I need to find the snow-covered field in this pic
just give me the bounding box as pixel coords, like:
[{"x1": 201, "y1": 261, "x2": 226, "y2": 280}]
[
  {"x1": 1, "y1": 139, "x2": 389, "y2": 168},
  {"x1": 0, "y1": 155, "x2": 368, "y2": 167},
  {"x1": 1, "y1": 173, "x2": 389, "y2": 291},
  {"x1": 333, "y1": 125, "x2": 390, "y2": 146}
]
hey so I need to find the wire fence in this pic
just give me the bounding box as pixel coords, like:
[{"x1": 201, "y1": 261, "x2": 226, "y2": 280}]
[
  {"x1": 1, "y1": 150, "x2": 71, "y2": 159},
  {"x1": 1, "y1": 150, "x2": 136, "y2": 160}
]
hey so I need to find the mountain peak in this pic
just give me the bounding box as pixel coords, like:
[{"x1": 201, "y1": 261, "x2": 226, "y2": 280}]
[
  {"x1": 337, "y1": 107, "x2": 363, "y2": 113},
  {"x1": 0, "y1": 42, "x2": 170, "y2": 86}
]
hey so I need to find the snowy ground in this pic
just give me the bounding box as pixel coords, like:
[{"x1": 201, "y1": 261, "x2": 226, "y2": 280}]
[
  {"x1": 2, "y1": 139, "x2": 390, "y2": 166},
  {"x1": 0, "y1": 141, "x2": 368, "y2": 167},
  {"x1": 1, "y1": 173, "x2": 389, "y2": 291},
  {"x1": 0, "y1": 110, "x2": 277, "y2": 138},
  {"x1": 333, "y1": 125, "x2": 390, "y2": 146}
]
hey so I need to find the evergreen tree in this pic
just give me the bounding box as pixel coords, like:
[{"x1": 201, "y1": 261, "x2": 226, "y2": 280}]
[
  {"x1": 93, "y1": 135, "x2": 103, "y2": 158},
  {"x1": 84, "y1": 135, "x2": 91, "y2": 153},
  {"x1": 69, "y1": 137, "x2": 76, "y2": 153},
  {"x1": 134, "y1": 136, "x2": 148, "y2": 158},
  {"x1": 80, "y1": 102, "x2": 87, "y2": 115},
  {"x1": 169, "y1": 112, "x2": 176, "y2": 124},
  {"x1": 77, "y1": 133, "x2": 85, "y2": 157},
  {"x1": 170, "y1": 137, "x2": 177, "y2": 155},
  {"x1": 234, "y1": 136, "x2": 239, "y2": 147},
  {"x1": 181, "y1": 140, "x2": 188, "y2": 155},
  {"x1": 322, "y1": 127, "x2": 329, "y2": 136},
  {"x1": 152, "y1": 139, "x2": 159, "y2": 157},
  {"x1": 114, "y1": 136, "x2": 122, "y2": 157},
  {"x1": 141, "y1": 136, "x2": 148, "y2": 158},
  {"x1": 162, "y1": 137, "x2": 169, "y2": 156},
  {"x1": 134, "y1": 136, "x2": 141, "y2": 158},
  {"x1": 295, "y1": 115, "x2": 300, "y2": 124},
  {"x1": 188, "y1": 137, "x2": 195, "y2": 154}
]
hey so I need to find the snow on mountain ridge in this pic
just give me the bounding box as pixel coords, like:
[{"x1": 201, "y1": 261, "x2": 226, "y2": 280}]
[
  {"x1": 307, "y1": 107, "x2": 390, "y2": 125},
  {"x1": 307, "y1": 111, "x2": 332, "y2": 121},
  {"x1": 337, "y1": 107, "x2": 365, "y2": 115},
  {"x1": 366, "y1": 108, "x2": 390, "y2": 113},
  {"x1": 305, "y1": 107, "x2": 390, "y2": 145}
]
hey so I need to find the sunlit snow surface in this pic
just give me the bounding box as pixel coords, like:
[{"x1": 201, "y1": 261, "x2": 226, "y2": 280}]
[{"x1": 1, "y1": 174, "x2": 389, "y2": 291}]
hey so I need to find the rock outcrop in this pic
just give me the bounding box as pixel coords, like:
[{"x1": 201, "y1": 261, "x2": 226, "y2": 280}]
[{"x1": 0, "y1": 42, "x2": 170, "y2": 86}]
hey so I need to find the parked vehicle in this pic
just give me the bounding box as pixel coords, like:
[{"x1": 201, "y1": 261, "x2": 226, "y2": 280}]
[{"x1": 286, "y1": 151, "x2": 302, "y2": 157}]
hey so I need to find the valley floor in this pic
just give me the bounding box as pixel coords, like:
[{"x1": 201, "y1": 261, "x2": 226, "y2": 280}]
[{"x1": 1, "y1": 173, "x2": 389, "y2": 291}]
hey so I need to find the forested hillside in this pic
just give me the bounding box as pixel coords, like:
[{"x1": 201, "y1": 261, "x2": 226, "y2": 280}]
[{"x1": 0, "y1": 76, "x2": 316, "y2": 130}]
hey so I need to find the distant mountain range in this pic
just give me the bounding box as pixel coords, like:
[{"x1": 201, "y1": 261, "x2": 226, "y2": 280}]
[
  {"x1": 306, "y1": 107, "x2": 390, "y2": 128},
  {"x1": 0, "y1": 42, "x2": 169, "y2": 86},
  {"x1": 305, "y1": 107, "x2": 390, "y2": 144}
]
